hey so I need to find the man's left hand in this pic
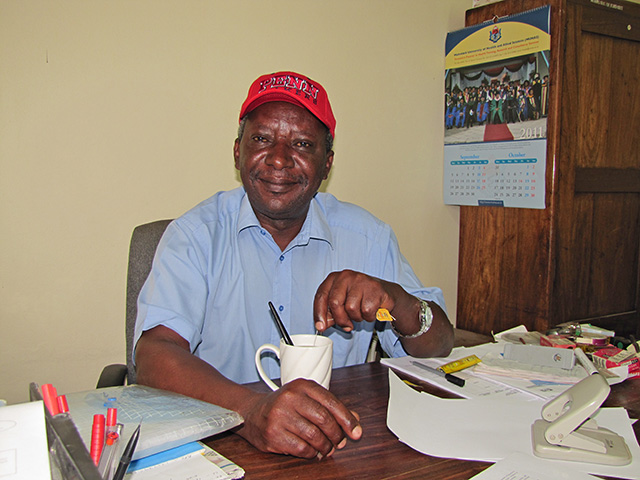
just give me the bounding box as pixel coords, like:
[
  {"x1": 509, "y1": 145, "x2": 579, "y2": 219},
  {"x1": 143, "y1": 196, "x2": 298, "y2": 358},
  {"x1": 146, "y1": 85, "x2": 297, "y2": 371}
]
[
  {"x1": 313, "y1": 269, "x2": 408, "y2": 332},
  {"x1": 313, "y1": 269, "x2": 454, "y2": 358}
]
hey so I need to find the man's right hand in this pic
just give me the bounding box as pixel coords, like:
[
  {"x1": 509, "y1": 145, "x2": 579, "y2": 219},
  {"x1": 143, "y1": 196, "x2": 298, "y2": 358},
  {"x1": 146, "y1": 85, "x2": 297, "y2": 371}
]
[
  {"x1": 135, "y1": 326, "x2": 361, "y2": 459},
  {"x1": 235, "y1": 378, "x2": 362, "y2": 459}
]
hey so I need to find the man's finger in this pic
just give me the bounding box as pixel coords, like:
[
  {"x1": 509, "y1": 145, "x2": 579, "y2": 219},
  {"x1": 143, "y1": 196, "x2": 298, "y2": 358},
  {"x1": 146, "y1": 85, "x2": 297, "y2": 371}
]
[
  {"x1": 314, "y1": 274, "x2": 337, "y2": 331},
  {"x1": 323, "y1": 273, "x2": 358, "y2": 332},
  {"x1": 277, "y1": 380, "x2": 358, "y2": 457},
  {"x1": 301, "y1": 380, "x2": 361, "y2": 441}
]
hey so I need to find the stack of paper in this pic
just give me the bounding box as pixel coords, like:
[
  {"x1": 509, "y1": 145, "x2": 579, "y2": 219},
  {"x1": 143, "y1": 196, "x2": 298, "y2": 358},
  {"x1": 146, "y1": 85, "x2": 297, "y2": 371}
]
[
  {"x1": 383, "y1": 336, "x2": 627, "y2": 401},
  {"x1": 381, "y1": 353, "x2": 537, "y2": 400}
]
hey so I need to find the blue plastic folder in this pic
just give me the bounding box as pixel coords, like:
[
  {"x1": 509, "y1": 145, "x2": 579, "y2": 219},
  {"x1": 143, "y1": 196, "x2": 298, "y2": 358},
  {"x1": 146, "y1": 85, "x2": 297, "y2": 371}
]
[{"x1": 127, "y1": 441, "x2": 204, "y2": 472}]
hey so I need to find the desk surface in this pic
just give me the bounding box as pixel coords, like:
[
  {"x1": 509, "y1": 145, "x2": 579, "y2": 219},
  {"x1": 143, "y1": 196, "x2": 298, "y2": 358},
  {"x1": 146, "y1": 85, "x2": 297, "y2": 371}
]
[{"x1": 206, "y1": 332, "x2": 640, "y2": 480}]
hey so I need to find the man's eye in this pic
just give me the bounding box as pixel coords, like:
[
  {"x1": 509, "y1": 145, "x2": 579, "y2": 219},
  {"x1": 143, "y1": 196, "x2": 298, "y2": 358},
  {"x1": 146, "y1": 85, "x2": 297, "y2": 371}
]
[
  {"x1": 295, "y1": 141, "x2": 312, "y2": 148},
  {"x1": 252, "y1": 135, "x2": 267, "y2": 143}
]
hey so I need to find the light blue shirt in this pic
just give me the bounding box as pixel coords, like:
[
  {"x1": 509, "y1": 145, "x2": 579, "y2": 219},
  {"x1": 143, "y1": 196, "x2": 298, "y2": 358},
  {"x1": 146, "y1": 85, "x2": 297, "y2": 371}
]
[{"x1": 134, "y1": 187, "x2": 446, "y2": 384}]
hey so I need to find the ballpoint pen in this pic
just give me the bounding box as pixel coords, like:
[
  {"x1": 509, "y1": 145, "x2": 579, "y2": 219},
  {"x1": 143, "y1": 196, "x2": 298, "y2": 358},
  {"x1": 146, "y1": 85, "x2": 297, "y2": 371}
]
[
  {"x1": 268, "y1": 301, "x2": 294, "y2": 346},
  {"x1": 98, "y1": 423, "x2": 122, "y2": 480},
  {"x1": 112, "y1": 422, "x2": 141, "y2": 480}
]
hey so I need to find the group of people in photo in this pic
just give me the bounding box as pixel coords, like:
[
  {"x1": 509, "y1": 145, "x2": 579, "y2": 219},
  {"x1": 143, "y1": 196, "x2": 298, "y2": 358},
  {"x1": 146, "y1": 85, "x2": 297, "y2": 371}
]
[{"x1": 445, "y1": 73, "x2": 548, "y2": 130}]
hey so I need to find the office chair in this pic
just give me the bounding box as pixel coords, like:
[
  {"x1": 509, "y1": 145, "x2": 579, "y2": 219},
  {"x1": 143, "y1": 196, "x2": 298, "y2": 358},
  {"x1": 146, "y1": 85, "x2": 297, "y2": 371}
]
[{"x1": 96, "y1": 219, "x2": 173, "y2": 388}]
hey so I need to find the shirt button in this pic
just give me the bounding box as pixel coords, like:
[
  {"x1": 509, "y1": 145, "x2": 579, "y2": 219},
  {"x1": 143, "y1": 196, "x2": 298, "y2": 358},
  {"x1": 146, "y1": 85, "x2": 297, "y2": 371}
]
[
  {"x1": 260, "y1": 230, "x2": 266, "y2": 235},
  {"x1": 279, "y1": 255, "x2": 285, "y2": 261},
  {"x1": 279, "y1": 305, "x2": 284, "y2": 312}
]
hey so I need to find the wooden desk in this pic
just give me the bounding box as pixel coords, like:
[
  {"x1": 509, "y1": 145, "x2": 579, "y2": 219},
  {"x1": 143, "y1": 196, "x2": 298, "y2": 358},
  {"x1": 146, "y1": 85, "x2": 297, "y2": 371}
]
[{"x1": 205, "y1": 333, "x2": 640, "y2": 479}]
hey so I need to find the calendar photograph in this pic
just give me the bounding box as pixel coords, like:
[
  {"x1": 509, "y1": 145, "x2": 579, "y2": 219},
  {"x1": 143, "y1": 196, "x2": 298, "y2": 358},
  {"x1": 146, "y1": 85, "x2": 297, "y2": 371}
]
[
  {"x1": 443, "y1": 6, "x2": 550, "y2": 209},
  {"x1": 444, "y1": 51, "x2": 549, "y2": 146}
]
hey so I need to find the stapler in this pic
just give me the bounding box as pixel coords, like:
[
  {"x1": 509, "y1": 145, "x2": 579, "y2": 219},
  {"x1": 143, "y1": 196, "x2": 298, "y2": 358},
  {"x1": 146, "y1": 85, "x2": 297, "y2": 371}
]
[{"x1": 531, "y1": 372, "x2": 631, "y2": 465}]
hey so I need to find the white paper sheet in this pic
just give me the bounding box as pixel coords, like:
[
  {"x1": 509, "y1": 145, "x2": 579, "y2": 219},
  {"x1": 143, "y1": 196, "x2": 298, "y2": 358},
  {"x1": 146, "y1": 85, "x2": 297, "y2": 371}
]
[
  {"x1": 126, "y1": 451, "x2": 228, "y2": 480},
  {"x1": 0, "y1": 400, "x2": 52, "y2": 480},
  {"x1": 469, "y1": 452, "x2": 599, "y2": 480},
  {"x1": 126, "y1": 442, "x2": 244, "y2": 480},
  {"x1": 386, "y1": 370, "x2": 640, "y2": 479}
]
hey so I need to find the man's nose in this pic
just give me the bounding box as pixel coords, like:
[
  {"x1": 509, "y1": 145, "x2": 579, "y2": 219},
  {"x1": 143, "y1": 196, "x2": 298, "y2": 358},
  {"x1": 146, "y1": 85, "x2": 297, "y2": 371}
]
[{"x1": 265, "y1": 142, "x2": 294, "y2": 169}]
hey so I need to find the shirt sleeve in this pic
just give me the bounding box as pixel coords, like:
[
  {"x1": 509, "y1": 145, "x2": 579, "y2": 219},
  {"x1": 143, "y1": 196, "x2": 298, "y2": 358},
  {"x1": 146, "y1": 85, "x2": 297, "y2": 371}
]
[
  {"x1": 132, "y1": 220, "x2": 209, "y2": 362},
  {"x1": 375, "y1": 229, "x2": 447, "y2": 358}
]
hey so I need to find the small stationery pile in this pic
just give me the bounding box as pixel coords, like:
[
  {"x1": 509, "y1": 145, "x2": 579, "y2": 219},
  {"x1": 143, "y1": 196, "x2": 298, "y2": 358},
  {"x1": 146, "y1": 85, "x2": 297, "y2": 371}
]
[{"x1": 31, "y1": 382, "x2": 244, "y2": 480}]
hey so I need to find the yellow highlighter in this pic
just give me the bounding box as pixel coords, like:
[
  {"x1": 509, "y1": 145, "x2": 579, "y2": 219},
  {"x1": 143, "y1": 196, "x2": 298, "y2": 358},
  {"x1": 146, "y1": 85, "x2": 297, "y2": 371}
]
[{"x1": 376, "y1": 308, "x2": 395, "y2": 322}]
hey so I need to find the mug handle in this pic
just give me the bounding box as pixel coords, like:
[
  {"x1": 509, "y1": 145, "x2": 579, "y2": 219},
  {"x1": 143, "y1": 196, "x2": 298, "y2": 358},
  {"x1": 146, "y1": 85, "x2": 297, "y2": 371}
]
[{"x1": 255, "y1": 344, "x2": 280, "y2": 391}]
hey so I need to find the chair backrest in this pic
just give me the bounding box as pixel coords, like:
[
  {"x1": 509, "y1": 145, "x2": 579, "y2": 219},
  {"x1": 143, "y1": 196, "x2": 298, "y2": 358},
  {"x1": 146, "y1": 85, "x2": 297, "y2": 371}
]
[{"x1": 125, "y1": 219, "x2": 173, "y2": 384}]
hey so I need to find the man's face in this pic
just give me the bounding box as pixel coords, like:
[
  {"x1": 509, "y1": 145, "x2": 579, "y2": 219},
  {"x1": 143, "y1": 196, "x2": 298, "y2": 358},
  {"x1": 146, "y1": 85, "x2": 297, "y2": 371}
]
[{"x1": 234, "y1": 101, "x2": 334, "y2": 227}]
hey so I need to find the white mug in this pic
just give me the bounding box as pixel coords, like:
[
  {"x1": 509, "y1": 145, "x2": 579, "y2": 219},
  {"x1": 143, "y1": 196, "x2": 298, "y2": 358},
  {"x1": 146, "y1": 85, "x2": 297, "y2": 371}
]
[{"x1": 255, "y1": 334, "x2": 333, "y2": 391}]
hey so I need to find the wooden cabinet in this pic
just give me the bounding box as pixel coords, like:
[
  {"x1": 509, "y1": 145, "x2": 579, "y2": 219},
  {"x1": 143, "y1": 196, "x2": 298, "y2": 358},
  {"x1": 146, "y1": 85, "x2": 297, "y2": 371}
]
[{"x1": 456, "y1": 0, "x2": 640, "y2": 337}]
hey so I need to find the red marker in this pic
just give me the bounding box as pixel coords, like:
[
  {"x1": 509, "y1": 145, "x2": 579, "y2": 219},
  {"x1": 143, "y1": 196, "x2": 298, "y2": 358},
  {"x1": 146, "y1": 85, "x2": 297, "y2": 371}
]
[
  {"x1": 90, "y1": 414, "x2": 106, "y2": 465},
  {"x1": 106, "y1": 408, "x2": 118, "y2": 434},
  {"x1": 41, "y1": 384, "x2": 60, "y2": 415},
  {"x1": 56, "y1": 395, "x2": 69, "y2": 414}
]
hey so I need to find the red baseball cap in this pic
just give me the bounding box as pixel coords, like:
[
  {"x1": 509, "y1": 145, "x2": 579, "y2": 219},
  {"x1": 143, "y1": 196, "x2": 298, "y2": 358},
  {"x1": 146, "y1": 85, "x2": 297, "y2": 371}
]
[{"x1": 239, "y1": 71, "x2": 336, "y2": 138}]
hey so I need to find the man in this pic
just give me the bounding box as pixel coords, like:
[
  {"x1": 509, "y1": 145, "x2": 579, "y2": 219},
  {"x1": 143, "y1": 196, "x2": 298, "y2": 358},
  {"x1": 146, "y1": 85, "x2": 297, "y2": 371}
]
[{"x1": 134, "y1": 71, "x2": 454, "y2": 459}]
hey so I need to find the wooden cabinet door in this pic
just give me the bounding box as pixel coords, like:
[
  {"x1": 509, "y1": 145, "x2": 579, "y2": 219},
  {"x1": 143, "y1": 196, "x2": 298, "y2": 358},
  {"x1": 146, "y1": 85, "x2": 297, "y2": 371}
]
[{"x1": 554, "y1": 1, "x2": 640, "y2": 336}]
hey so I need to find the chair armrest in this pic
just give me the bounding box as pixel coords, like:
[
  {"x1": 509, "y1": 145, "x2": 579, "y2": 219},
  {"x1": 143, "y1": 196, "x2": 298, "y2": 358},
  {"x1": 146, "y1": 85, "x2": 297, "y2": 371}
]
[{"x1": 96, "y1": 364, "x2": 128, "y2": 388}]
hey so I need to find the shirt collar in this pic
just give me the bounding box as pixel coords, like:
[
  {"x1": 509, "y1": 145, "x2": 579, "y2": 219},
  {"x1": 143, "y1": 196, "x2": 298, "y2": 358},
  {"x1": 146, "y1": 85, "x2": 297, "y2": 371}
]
[
  {"x1": 237, "y1": 190, "x2": 261, "y2": 232},
  {"x1": 236, "y1": 190, "x2": 334, "y2": 250}
]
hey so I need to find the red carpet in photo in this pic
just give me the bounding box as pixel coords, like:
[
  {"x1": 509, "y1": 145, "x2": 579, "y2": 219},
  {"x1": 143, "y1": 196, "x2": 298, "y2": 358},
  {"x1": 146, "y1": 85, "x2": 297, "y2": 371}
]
[{"x1": 484, "y1": 123, "x2": 514, "y2": 142}]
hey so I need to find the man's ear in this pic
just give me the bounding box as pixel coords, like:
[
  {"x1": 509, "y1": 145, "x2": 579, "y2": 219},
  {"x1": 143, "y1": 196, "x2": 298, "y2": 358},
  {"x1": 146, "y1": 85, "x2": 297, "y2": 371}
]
[
  {"x1": 233, "y1": 138, "x2": 241, "y2": 170},
  {"x1": 323, "y1": 150, "x2": 334, "y2": 180}
]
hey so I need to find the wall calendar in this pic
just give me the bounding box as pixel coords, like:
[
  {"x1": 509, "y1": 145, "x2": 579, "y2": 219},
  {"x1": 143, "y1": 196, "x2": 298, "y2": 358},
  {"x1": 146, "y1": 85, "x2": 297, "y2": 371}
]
[{"x1": 444, "y1": 6, "x2": 550, "y2": 209}]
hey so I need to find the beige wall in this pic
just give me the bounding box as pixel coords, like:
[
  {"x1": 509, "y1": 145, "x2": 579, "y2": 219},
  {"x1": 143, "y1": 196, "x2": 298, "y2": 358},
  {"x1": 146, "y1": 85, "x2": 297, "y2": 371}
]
[{"x1": 0, "y1": 0, "x2": 471, "y2": 404}]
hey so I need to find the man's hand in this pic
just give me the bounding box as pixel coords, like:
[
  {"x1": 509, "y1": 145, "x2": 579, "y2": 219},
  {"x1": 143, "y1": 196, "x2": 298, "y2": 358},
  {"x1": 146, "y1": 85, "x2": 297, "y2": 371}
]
[
  {"x1": 312, "y1": 269, "x2": 454, "y2": 358},
  {"x1": 236, "y1": 379, "x2": 361, "y2": 459},
  {"x1": 313, "y1": 269, "x2": 410, "y2": 333}
]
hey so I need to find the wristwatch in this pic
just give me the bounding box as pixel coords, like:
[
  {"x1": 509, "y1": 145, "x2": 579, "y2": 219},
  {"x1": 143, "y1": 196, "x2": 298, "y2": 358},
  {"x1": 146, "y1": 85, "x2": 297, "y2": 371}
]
[{"x1": 391, "y1": 299, "x2": 433, "y2": 339}]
